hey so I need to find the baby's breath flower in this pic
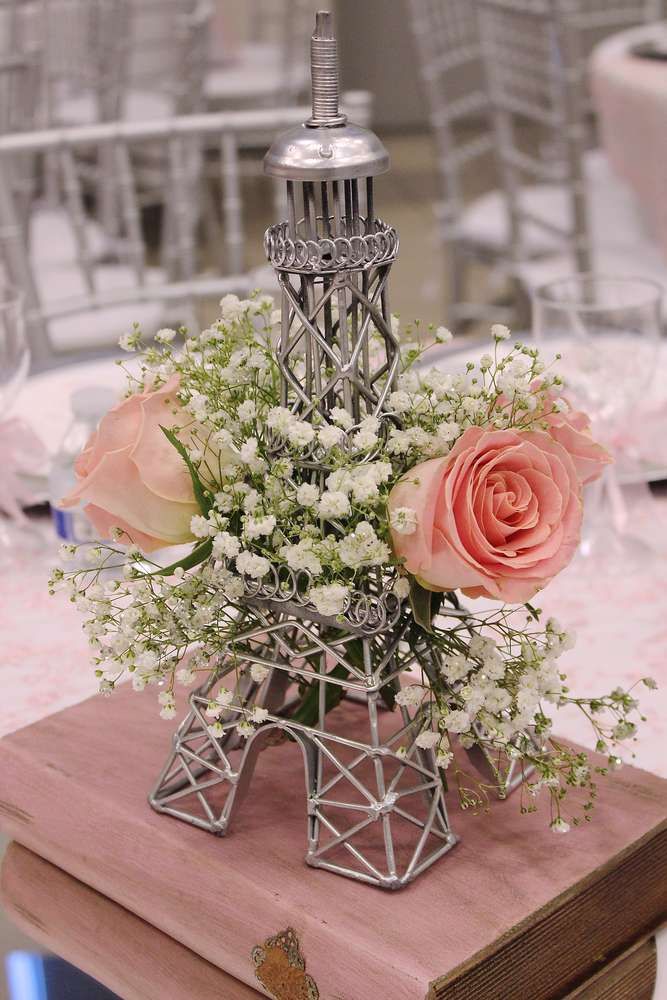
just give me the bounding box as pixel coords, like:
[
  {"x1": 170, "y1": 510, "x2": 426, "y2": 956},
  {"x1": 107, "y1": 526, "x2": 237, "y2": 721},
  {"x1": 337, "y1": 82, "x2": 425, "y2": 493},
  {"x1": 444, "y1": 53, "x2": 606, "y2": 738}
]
[
  {"x1": 250, "y1": 664, "x2": 270, "y2": 683},
  {"x1": 330, "y1": 407, "x2": 354, "y2": 430},
  {"x1": 395, "y1": 685, "x2": 423, "y2": 708},
  {"x1": 212, "y1": 531, "x2": 241, "y2": 560},
  {"x1": 235, "y1": 719, "x2": 255, "y2": 738},
  {"x1": 236, "y1": 551, "x2": 270, "y2": 579},
  {"x1": 309, "y1": 583, "x2": 349, "y2": 617},
  {"x1": 338, "y1": 522, "x2": 390, "y2": 569},
  {"x1": 244, "y1": 514, "x2": 277, "y2": 540},
  {"x1": 443, "y1": 710, "x2": 471, "y2": 734},
  {"x1": 389, "y1": 506, "x2": 418, "y2": 536},
  {"x1": 318, "y1": 423, "x2": 345, "y2": 449},
  {"x1": 296, "y1": 483, "x2": 320, "y2": 507},
  {"x1": 415, "y1": 729, "x2": 440, "y2": 749},
  {"x1": 237, "y1": 399, "x2": 256, "y2": 422},
  {"x1": 191, "y1": 515, "x2": 212, "y2": 538},
  {"x1": 250, "y1": 706, "x2": 269, "y2": 724},
  {"x1": 119, "y1": 326, "x2": 141, "y2": 351},
  {"x1": 318, "y1": 491, "x2": 351, "y2": 519},
  {"x1": 492, "y1": 323, "x2": 511, "y2": 341},
  {"x1": 155, "y1": 327, "x2": 177, "y2": 343}
]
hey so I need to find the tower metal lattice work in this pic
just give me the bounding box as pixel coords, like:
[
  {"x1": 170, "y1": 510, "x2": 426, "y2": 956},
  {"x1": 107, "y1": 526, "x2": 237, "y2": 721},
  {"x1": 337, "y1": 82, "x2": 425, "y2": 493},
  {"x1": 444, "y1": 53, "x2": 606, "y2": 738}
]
[{"x1": 150, "y1": 11, "x2": 522, "y2": 889}]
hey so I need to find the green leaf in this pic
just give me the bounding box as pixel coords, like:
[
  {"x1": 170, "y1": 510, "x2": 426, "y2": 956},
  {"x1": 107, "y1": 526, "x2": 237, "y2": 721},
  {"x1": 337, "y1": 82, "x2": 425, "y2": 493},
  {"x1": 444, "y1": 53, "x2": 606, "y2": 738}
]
[
  {"x1": 379, "y1": 676, "x2": 398, "y2": 712},
  {"x1": 145, "y1": 537, "x2": 213, "y2": 577},
  {"x1": 289, "y1": 663, "x2": 350, "y2": 727},
  {"x1": 408, "y1": 578, "x2": 443, "y2": 632},
  {"x1": 160, "y1": 425, "x2": 211, "y2": 515}
]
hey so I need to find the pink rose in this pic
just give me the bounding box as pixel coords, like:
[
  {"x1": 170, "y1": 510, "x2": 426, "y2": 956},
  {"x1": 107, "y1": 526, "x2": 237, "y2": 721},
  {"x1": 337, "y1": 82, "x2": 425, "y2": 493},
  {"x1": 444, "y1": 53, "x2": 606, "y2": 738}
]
[
  {"x1": 538, "y1": 390, "x2": 611, "y2": 485},
  {"x1": 61, "y1": 375, "x2": 201, "y2": 552},
  {"x1": 388, "y1": 426, "x2": 583, "y2": 603}
]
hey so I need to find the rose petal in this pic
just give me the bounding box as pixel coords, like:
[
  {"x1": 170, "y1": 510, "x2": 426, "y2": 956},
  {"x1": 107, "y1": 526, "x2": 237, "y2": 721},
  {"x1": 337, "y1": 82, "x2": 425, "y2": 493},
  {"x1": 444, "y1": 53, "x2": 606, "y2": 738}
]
[
  {"x1": 83, "y1": 504, "x2": 168, "y2": 553},
  {"x1": 62, "y1": 446, "x2": 198, "y2": 545},
  {"x1": 388, "y1": 456, "x2": 450, "y2": 580}
]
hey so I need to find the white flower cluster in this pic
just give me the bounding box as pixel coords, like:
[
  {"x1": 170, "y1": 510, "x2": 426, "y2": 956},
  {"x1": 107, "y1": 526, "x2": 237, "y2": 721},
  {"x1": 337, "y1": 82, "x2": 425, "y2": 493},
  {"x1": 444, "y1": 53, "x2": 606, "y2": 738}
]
[
  {"x1": 385, "y1": 338, "x2": 561, "y2": 462},
  {"x1": 51, "y1": 299, "x2": 650, "y2": 833}
]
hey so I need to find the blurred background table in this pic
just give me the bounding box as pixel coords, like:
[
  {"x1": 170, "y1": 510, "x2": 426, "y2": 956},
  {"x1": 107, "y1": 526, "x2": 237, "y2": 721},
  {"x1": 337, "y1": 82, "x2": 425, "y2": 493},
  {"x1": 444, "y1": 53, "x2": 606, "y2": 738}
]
[{"x1": 592, "y1": 22, "x2": 667, "y2": 263}]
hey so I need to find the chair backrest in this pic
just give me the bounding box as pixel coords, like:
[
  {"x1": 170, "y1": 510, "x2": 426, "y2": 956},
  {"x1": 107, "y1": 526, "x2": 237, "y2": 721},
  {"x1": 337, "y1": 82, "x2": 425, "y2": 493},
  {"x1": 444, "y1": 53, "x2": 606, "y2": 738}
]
[
  {"x1": 37, "y1": 0, "x2": 211, "y2": 125},
  {"x1": 244, "y1": 0, "x2": 316, "y2": 103},
  {"x1": 37, "y1": 0, "x2": 125, "y2": 123},
  {"x1": 407, "y1": 0, "x2": 494, "y2": 232},
  {"x1": 0, "y1": 50, "x2": 39, "y2": 133},
  {"x1": 0, "y1": 107, "x2": 315, "y2": 367},
  {"x1": 125, "y1": 0, "x2": 213, "y2": 114},
  {"x1": 0, "y1": 1, "x2": 41, "y2": 131},
  {"x1": 475, "y1": 0, "x2": 594, "y2": 271}
]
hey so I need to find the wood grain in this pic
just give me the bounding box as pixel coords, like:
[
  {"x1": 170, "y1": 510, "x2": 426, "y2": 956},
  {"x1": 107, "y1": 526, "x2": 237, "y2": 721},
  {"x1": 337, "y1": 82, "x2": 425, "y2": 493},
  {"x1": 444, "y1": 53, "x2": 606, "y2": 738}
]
[
  {"x1": 0, "y1": 842, "x2": 262, "y2": 1000},
  {"x1": 0, "y1": 686, "x2": 665, "y2": 1000},
  {"x1": 564, "y1": 936, "x2": 657, "y2": 1000}
]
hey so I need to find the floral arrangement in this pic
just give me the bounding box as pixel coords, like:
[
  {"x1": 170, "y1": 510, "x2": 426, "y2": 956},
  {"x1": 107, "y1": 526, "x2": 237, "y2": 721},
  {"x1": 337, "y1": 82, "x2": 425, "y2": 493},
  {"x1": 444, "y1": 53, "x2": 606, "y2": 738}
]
[{"x1": 50, "y1": 294, "x2": 654, "y2": 834}]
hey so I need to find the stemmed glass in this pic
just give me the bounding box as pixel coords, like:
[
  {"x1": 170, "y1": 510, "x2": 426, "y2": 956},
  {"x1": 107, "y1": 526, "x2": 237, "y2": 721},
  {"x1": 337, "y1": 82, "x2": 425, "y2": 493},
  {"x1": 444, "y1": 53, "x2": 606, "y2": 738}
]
[
  {"x1": 0, "y1": 280, "x2": 33, "y2": 562},
  {"x1": 532, "y1": 274, "x2": 663, "y2": 567}
]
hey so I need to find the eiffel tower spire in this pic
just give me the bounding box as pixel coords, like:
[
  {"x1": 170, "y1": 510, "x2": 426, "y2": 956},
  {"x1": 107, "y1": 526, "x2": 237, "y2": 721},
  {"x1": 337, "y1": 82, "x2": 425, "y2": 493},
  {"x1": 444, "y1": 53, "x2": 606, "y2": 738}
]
[{"x1": 264, "y1": 11, "x2": 398, "y2": 426}]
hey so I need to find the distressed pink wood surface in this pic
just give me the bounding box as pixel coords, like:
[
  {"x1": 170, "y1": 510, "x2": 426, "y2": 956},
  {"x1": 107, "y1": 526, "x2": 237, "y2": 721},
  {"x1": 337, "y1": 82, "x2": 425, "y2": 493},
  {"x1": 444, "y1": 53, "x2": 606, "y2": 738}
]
[
  {"x1": 0, "y1": 842, "x2": 262, "y2": 1000},
  {"x1": 0, "y1": 686, "x2": 665, "y2": 1000}
]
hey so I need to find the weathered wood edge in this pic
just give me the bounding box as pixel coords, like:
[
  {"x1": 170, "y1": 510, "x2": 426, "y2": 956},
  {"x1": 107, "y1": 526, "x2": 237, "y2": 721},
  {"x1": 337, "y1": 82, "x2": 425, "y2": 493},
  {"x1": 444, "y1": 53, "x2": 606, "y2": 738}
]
[
  {"x1": 427, "y1": 817, "x2": 667, "y2": 999},
  {"x1": 565, "y1": 934, "x2": 657, "y2": 999}
]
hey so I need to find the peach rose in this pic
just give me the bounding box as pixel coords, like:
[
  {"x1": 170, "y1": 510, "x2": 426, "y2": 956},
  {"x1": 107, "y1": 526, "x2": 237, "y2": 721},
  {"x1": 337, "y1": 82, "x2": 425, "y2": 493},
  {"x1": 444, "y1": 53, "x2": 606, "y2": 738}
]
[
  {"x1": 538, "y1": 391, "x2": 611, "y2": 486},
  {"x1": 388, "y1": 426, "x2": 583, "y2": 603},
  {"x1": 61, "y1": 375, "x2": 201, "y2": 552}
]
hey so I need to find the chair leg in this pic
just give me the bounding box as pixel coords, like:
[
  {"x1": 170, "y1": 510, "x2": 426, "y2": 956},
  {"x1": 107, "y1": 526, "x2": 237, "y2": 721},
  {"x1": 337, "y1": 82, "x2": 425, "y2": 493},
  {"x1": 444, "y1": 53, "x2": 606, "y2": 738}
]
[{"x1": 446, "y1": 244, "x2": 468, "y2": 330}]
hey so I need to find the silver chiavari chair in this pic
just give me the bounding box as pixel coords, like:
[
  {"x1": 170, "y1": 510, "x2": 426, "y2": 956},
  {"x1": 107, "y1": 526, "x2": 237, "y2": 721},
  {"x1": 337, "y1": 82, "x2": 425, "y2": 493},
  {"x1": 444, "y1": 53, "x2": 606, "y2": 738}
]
[
  {"x1": 474, "y1": 0, "x2": 666, "y2": 300},
  {"x1": 0, "y1": 8, "x2": 42, "y2": 244},
  {"x1": 39, "y1": 0, "x2": 212, "y2": 126},
  {"x1": 205, "y1": 0, "x2": 316, "y2": 110},
  {"x1": 36, "y1": 1, "x2": 214, "y2": 260},
  {"x1": 0, "y1": 107, "x2": 313, "y2": 369},
  {"x1": 408, "y1": 0, "x2": 524, "y2": 326}
]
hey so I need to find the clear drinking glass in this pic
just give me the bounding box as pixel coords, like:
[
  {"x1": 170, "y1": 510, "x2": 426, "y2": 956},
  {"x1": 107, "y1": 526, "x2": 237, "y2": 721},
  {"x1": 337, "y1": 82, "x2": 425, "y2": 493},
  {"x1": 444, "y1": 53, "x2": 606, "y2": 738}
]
[
  {"x1": 532, "y1": 274, "x2": 663, "y2": 566},
  {"x1": 0, "y1": 280, "x2": 31, "y2": 560}
]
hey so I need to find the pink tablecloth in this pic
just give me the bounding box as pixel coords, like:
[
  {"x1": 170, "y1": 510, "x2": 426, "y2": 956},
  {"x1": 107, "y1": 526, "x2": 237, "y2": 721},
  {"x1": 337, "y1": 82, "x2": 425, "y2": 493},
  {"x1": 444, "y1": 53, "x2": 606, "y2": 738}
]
[{"x1": 591, "y1": 23, "x2": 667, "y2": 261}]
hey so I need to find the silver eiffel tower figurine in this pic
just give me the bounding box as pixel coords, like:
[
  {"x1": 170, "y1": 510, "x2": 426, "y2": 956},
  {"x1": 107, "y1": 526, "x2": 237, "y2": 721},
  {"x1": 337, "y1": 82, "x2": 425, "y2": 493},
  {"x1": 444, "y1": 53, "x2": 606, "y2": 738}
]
[{"x1": 150, "y1": 11, "x2": 523, "y2": 889}]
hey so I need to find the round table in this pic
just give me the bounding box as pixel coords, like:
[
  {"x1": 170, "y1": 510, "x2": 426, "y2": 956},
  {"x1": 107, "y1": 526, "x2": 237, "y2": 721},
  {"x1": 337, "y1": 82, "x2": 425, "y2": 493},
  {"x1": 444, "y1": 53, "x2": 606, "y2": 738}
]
[{"x1": 591, "y1": 22, "x2": 667, "y2": 262}]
